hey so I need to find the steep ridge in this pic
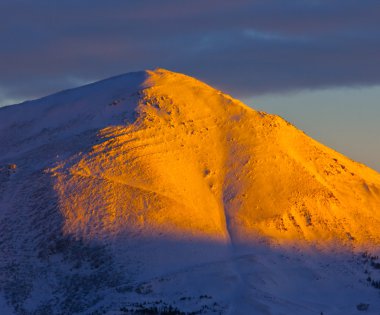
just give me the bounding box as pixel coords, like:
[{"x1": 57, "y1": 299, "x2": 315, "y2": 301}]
[
  {"x1": 46, "y1": 68, "x2": 380, "y2": 246},
  {"x1": 1, "y1": 68, "x2": 380, "y2": 314}
]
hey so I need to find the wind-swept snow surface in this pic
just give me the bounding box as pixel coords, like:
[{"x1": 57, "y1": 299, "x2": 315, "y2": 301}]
[{"x1": 1, "y1": 69, "x2": 380, "y2": 314}]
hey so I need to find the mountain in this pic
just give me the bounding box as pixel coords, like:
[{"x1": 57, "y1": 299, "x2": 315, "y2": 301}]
[{"x1": 1, "y1": 68, "x2": 380, "y2": 314}]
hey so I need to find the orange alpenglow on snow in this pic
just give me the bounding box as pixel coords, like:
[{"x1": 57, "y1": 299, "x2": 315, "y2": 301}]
[{"x1": 42, "y1": 68, "x2": 380, "y2": 247}]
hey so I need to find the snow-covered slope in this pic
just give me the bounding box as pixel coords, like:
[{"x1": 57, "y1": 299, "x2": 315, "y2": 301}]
[{"x1": 1, "y1": 69, "x2": 380, "y2": 314}]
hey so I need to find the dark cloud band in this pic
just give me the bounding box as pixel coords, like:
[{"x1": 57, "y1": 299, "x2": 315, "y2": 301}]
[{"x1": 1, "y1": 0, "x2": 379, "y2": 104}]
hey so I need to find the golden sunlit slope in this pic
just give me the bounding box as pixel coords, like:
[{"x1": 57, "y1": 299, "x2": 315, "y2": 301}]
[{"x1": 50, "y1": 69, "x2": 380, "y2": 247}]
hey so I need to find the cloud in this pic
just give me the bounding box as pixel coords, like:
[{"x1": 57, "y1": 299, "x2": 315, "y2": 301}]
[{"x1": 0, "y1": 0, "x2": 380, "y2": 103}]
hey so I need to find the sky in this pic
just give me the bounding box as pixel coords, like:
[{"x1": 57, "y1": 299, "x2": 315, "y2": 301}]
[{"x1": 0, "y1": 0, "x2": 379, "y2": 171}]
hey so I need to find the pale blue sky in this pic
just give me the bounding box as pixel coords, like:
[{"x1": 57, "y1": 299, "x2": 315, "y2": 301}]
[{"x1": 245, "y1": 85, "x2": 380, "y2": 171}]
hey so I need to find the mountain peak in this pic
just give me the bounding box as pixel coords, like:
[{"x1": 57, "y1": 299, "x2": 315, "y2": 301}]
[
  {"x1": 1, "y1": 69, "x2": 380, "y2": 247},
  {"x1": 2, "y1": 70, "x2": 380, "y2": 314}
]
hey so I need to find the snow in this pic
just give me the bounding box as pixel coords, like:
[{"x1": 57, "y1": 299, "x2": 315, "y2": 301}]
[
  {"x1": 1, "y1": 68, "x2": 380, "y2": 314},
  {"x1": 0, "y1": 294, "x2": 14, "y2": 315}
]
